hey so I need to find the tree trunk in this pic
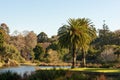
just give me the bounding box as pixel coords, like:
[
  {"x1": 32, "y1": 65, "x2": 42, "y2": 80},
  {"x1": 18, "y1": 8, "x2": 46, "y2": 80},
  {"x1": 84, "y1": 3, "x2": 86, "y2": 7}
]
[
  {"x1": 82, "y1": 49, "x2": 86, "y2": 67},
  {"x1": 117, "y1": 54, "x2": 120, "y2": 61},
  {"x1": 72, "y1": 47, "x2": 76, "y2": 68}
]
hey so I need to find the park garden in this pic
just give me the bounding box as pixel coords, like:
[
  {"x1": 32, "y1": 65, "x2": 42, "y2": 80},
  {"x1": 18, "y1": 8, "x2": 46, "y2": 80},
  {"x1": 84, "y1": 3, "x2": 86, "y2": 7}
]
[{"x1": 0, "y1": 18, "x2": 120, "y2": 80}]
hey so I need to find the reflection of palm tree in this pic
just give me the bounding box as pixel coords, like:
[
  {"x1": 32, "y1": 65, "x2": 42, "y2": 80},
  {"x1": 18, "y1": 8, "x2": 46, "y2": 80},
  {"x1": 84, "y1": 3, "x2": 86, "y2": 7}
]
[{"x1": 58, "y1": 18, "x2": 96, "y2": 68}]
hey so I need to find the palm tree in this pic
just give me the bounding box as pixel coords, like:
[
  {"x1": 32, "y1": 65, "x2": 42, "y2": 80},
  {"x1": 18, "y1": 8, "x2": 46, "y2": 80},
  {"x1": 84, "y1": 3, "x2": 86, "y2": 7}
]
[
  {"x1": 58, "y1": 18, "x2": 96, "y2": 68},
  {"x1": 77, "y1": 18, "x2": 97, "y2": 67},
  {"x1": 81, "y1": 27, "x2": 96, "y2": 67}
]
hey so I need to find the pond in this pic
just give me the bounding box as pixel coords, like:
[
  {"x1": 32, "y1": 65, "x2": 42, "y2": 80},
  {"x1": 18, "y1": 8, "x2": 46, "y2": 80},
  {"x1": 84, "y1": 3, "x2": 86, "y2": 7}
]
[{"x1": 0, "y1": 66, "x2": 71, "y2": 76}]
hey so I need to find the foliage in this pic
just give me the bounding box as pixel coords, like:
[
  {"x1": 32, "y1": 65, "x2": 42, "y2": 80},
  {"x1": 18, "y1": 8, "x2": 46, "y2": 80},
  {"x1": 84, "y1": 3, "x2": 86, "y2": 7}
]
[
  {"x1": 0, "y1": 29, "x2": 5, "y2": 52},
  {"x1": 46, "y1": 41, "x2": 69, "y2": 62},
  {"x1": 37, "y1": 32, "x2": 48, "y2": 43},
  {"x1": 44, "y1": 49, "x2": 61, "y2": 63},
  {"x1": 1, "y1": 18, "x2": 120, "y2": 69},
  {"x1": 46, "y1": 42, "x2": 60, "y2": 51},
  {"x1": 33, "y1": 43, "x2": 45, "y2": 61},
  {"x1": 28, "y1": 69, "x2": 66, "y2": 80},
  {"x1": 114, "y1": 46, "x2": 120, "y2": 60},
  {"x1": 3, "y1": 43, "x2": 25, "y2": 63},
  {"x1": 24, "y1": 31, "x2": 37, "y2": 60},
  {"x1": 25, "y1": 31, "x2": 37, "y2": 51},
  {"x1": 68, "y1": 72, "x2": 89, "y2": 80},
  {"x1": 93, "y1": 22, "x2": 120, "y2": 49},
  {"x1": 1, "y1": 69, "x2": 120, "y2": 80},
  {"x1": 58, "y1": 18, "x2": 96, "y2": 68},
  {"x1": 0, "y1": 23, "x2": 10, "y2": 34},
  {"x1": 10, "y1": 34, "x2": 25, "y2": 51},
  {"x1": 9, "y1": 31, "x2": 37, "y2": 60},
  {"x1": 0, "y1": 71, "x2": 21, "y2": 80},
  {"x1": 112, "y1": 30, "x2": 120, "y2": 45}
]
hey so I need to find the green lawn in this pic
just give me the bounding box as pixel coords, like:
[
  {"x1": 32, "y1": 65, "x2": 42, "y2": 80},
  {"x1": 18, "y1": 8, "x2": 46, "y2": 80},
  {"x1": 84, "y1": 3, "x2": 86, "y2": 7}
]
[
  {"x1": 71, "y1": 68, "x2": 120, "y2": 73},
  {"x1": 40, "y1": 67, "x2": 120, "y2": 73}
]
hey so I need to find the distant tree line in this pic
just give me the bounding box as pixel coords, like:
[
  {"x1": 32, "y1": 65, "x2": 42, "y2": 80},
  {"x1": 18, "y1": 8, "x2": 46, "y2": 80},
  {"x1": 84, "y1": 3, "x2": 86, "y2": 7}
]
[{"x1": 0, "y1": 18, "x2": 120, "y2": 68}]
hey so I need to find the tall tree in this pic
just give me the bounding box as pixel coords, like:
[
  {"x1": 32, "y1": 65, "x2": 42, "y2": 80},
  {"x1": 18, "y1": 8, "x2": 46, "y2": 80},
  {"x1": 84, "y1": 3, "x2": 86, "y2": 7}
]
[
  {"x1": 37, "y1": 32, "x2": 48, "y2": 43},
  {"x1": 58, "y1": 18, "x2": 96, "y2": 68},
  {"x1": 0, "y1": 29, "x2": 5, "y2": 52},
  {"x1": 25, "y1": 31, "x2": 37, "y2": 60},
  {"x1": 77, "y1": 18, "x2": 96, "y2": 67},
  {"x1": 98, "y1": 20, "x2": 111, "y2": 47},
  {"x1": 33, "y1": 43, "x2": 45, "y2": 60},
  {"x1": 0, "y1": 23, "x2": 10, "y2": 34},
  {"x1": 10, "y1": 34, "x2": 25, "y2": 52},
  {"x1": 113, "y1": 30, "x2": 120, "y2": 45},
  {"x1": 25, "y1": 31, "x2": 37, "y2": 50}
]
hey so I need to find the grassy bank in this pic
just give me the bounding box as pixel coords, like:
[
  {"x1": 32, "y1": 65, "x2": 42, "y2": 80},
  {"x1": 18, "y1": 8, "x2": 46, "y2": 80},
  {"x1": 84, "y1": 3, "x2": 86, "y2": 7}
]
[
  {"x1": 71, "y1": 68, "x2": 120, "y2": 73},
  {"x1": 0, "y1": 62, "x2": 3, "y2": 68},
  {"x1": 20, "y1": 62, "x2": 37, "y2": 66}
]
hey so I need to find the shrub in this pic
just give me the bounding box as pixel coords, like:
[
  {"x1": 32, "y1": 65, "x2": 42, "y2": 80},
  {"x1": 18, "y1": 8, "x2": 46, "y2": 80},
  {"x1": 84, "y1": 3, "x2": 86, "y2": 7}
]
[
  {"x1": 101, "y1": 63, "x2": 115, "y2": 68},
  {"x1": 87, "y1": 63, "x2": 102, "y2": 68},
  {"x1": 0, "y1": 71, "x2": 21, "y2": 80},
  {"x1": 67, "y1": 73, "x2": 89, "y2": 80},
  {"x1": 28, "y1": 69, "x2": 66, "y2": 80}
]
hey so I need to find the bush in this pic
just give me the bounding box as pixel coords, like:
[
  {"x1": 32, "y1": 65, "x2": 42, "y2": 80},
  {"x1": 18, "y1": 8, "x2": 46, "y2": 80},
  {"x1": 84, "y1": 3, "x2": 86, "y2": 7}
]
[
  {"x1": 71, "y1": 73, "x2": 88, "y2": 80},
  {"x1": 101, "y1": 63, "x2": 115, "y2": 68},
  {"x1": 87, "y1": 63, "x2": 102, "y2": 68},
  {"x1": 0, "y1": 71, "x2": 21, "y2": 80},
  {"x1": 28, "y1": 69, "x2": 66, "y2": 80}
]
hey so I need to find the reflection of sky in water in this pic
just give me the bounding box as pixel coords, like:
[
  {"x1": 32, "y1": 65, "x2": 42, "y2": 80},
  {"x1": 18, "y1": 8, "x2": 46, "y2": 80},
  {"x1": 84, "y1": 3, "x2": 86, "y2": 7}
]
[
  {"x1": 0, "y1": 66, "x2": 35, "y2": 76},
  {"x1": 0, "y1": 66, "x2": 71, "y2": 76},
  {"x1": 40, "y1": 66, "x2": 71, "y2": 69}
]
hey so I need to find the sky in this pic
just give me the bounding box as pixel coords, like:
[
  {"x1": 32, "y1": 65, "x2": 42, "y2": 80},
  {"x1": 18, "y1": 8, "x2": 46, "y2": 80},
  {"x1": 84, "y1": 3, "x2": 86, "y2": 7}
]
[{"x1": 0, "y1": 0, "x2": 120, "y2": 37}]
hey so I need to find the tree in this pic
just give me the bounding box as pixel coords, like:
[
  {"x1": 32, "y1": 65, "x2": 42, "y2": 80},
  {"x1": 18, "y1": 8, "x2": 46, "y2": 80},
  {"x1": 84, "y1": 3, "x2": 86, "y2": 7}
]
[
  {"x1": 114, "y1": 46, "x2": 120, "y2": 60},
  {"x1": 25, "y1": 31, "x2": 37, "y2": 50},
  {"x1": 97, "y1": 21, "x2": 112, "y2": 47},
  {"x1": 58, "y1": 18, "x2": 96, "y2": 68},
  {"x1": 37, "y1": 32, "x2": 48, "y2": 43},
  {"x1": 0, "y1": 28, "x2": 10, "y2": 52},
  {"x1": 25, "y1": 31, "x2": 37, "y2": 60},
  {"x1": 10, "y1": 31, "x2": 37, "y2": 60},
  {"x1": 0, "y1": 29, "x2": 5, "y2": 52},
  {"x1": 0, "y1": 26, "x2": 10, "y2": 44},
  {"x1": 33, "y1": 43, "x2": 45, "y2": 61},
  {"x1": 46, "y1": 42, "x2": 60, "y2": 51},
  {"x1": 0, "y1": 23, "x2": 10, "y2": 34},
  {"x1": 112, "y1": 30, "x2": 120, "y2": 45},
  {"x1": 3, "y1": 43, "x2": 25, "y2": 63},
  {"x1": 100, "y1": 45, "x2": 117, "y2": 63},
  {"x1": 9, "y1": 34, "x2": 25, "y2": 53}
]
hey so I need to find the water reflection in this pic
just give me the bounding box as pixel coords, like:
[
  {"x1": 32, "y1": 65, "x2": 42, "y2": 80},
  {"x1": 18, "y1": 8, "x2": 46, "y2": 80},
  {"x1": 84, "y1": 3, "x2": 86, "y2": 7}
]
[
  {"x1": 0, "y1": 66, "x2": 35, "y2": 76},
  {"x1": 0, "y1": 66, "x2": 119, "y2": 80},
  {"x1": 0, "y1": 66, "x2": 71, "y2": 76}
]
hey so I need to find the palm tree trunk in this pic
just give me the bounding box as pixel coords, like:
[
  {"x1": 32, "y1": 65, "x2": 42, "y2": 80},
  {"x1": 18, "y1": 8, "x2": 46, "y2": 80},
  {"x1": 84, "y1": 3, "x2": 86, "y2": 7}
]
[
  {"x1": 117, "y1": 54, "x2": 120, "y2": 61},
  {"x1": 82, "y1": 49, "x2": 86, "y2": 67},
  {"x1": 72, "y1": 47, "x2": 76, "y2": 68}
]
